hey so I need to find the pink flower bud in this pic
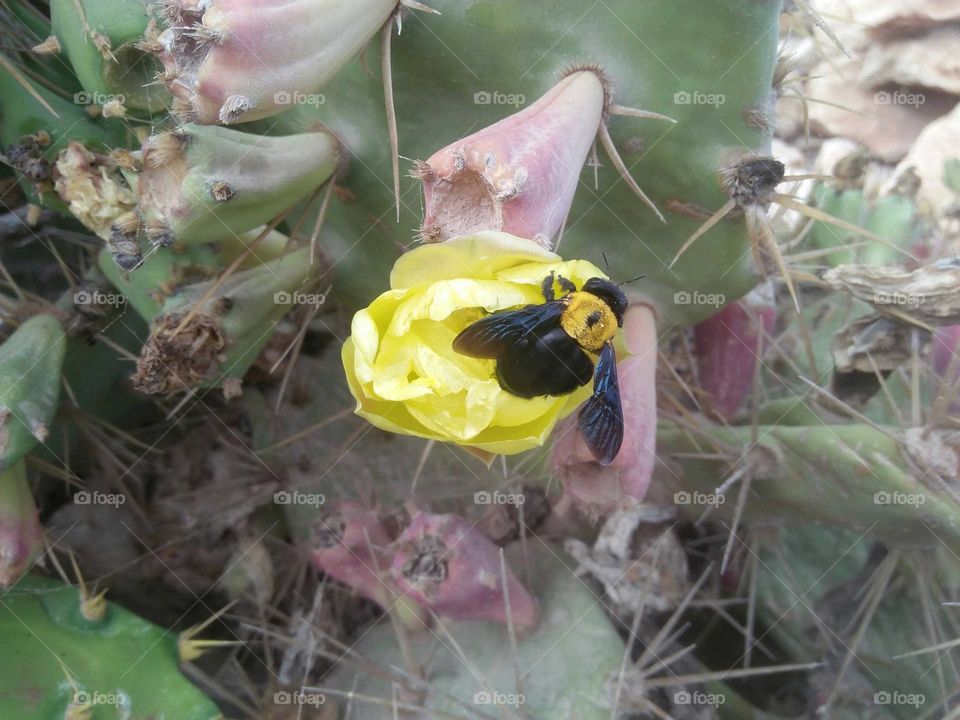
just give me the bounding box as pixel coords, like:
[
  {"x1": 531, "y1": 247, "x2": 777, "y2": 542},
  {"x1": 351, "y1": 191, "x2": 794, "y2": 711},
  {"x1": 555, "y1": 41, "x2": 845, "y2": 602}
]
[
  {"x1": 552, "y1": 305, "x2": 658, "y2": 520},
  {"x1": 0, "y1": 462, "x2": 43, "y2": 587},
  {"x1": 416, "y1": 71, "x2": 605, "y2": 246},
  {"x1": 309, "y1": 501, "x2": 396, "y2": 609}
]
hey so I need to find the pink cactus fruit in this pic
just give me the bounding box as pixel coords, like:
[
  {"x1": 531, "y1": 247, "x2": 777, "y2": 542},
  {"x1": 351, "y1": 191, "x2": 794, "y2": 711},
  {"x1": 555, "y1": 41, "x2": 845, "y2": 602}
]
[
  {"x1": 691, "y1": 284, "x2": 776, "y2": 419},
  {"x1": 309, "y1": 501, "x2": 418, "y2": 618},
  {"x1": 553, "y1": 304, "x2": 658, "y2": 520},
  {"x1": 390, "y1": 511, "x2": 538, "y2": 633},
  {"x1": 154, "y1": 0, "x2": 400, "y2": 124},
  {"x1": 415, "y1": 70, "x2": 606, "y2": 246}
]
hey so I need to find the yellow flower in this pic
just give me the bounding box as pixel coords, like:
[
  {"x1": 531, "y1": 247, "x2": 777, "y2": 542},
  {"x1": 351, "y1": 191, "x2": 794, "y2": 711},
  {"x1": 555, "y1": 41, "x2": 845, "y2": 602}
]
[{"x1": 342, "y1": 231, "x2": 612, "y2": 456}]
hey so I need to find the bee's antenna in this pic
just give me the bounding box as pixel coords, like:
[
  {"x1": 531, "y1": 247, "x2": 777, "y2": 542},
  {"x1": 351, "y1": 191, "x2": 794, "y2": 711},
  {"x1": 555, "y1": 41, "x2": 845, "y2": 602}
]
[{"x1": 601, "y1": 250, "x2": 643, "y2": 285}]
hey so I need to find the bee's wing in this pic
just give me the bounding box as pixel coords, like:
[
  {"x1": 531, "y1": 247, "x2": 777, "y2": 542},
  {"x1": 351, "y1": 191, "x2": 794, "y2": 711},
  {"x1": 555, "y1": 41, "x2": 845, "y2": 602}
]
[
  {"x1": 577, "y1": 342, "x2": 623, "y2": 465},
  {"x1": 453, "y1": 303, "x2": 564, "y2": 359}
]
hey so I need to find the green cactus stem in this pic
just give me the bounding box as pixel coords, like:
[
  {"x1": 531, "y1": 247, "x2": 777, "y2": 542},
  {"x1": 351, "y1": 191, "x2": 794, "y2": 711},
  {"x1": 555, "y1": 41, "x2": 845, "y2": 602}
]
[
  {"x1": 97, "y1": 243, "x2": 220, "y2": 321},
  {"x1": 654, "y1": 419, "x2": 960, "y2": 554},
  {"x1": 50, "y1": 0, "x2": 168, "y2": 114},
  {"x1": 136, "y1": 124, "x2": 340, "y2": 247},
  {"x1": 97, "y1": 224, "x2": 293, "y2": 320},
  {"x1": 1, "y1": 2, "x2": 82, "y2": 93},
  {"x1": 808, "y1": 184, "x2": 919, "y2": 268},
  {"x1": 0, "y1": 314, "x2": 66, "y2": 472}
]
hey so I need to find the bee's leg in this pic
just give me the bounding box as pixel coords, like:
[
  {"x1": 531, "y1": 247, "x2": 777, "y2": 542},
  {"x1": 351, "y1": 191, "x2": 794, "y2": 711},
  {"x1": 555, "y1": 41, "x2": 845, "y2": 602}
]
[
  {"x1": 557, "y1": 274, "x2": 577, "y2": 296},
  {"x1": 541, "y1": 272, "x2": 557, "y2": 301}
]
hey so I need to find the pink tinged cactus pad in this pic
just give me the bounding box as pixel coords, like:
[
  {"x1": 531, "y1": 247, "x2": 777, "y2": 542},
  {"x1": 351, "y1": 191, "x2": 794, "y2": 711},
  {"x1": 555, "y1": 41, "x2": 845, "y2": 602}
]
[
  {"x1": 553, "y1": 304, "x2": 657, "y2": 520},
  {"x1": 691, "y1": 283, "x2": 777, "y2": 420},
  {"x1": 390, "y1": 511, "x2": 538, "y2": 633}
]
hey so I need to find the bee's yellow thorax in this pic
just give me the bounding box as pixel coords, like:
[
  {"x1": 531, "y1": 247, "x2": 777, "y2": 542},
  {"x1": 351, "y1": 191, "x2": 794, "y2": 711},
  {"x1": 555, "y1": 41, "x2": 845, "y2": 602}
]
[{"x1": 560, "y1": 292, "x2": 617, "y2": 352}]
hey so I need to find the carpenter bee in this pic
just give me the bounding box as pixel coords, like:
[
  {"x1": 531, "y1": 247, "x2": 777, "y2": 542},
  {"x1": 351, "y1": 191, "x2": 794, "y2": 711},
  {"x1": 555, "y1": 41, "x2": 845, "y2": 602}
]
[{"x1": 453, "y1": 272, "x2": 630, "y2": 465}]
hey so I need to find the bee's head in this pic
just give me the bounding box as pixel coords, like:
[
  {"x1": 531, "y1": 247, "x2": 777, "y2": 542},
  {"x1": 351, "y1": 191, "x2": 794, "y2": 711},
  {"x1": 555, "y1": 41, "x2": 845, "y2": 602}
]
[{"x1": 581, "y1": 277, "x2": 628, "y2": 326}]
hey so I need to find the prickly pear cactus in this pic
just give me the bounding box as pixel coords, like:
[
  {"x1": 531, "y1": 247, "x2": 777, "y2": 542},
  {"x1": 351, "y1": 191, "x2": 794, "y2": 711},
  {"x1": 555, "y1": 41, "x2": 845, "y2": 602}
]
[{"x1": 2, "y1": 0, "x2": 958, "y2": 718}]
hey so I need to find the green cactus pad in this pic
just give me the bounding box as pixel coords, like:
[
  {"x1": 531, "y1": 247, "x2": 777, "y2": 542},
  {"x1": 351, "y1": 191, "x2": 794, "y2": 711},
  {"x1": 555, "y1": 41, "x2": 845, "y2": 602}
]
[{"x1": 0, "y1": 574, "x2": 222, "y2": 720}]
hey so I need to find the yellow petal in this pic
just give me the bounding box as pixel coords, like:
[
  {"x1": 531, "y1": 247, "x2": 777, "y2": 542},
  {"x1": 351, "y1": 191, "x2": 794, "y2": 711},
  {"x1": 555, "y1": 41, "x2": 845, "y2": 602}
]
[
  {"x1": 497, "y1": 258, "x2": 607, "y2": 289},
  {"x1": 387, "y1": 278, "x2": 538, "y2": 336},
  {"x1": 390, "y1": 232, "x2": 559, "y2": 289}
]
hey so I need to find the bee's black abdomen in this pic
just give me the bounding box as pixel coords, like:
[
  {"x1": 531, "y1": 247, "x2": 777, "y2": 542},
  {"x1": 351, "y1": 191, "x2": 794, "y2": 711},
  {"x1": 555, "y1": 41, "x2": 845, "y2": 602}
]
[{"x1": 495, "y1": 325, "x2": 593, "y2": 398}]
